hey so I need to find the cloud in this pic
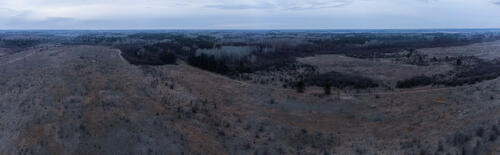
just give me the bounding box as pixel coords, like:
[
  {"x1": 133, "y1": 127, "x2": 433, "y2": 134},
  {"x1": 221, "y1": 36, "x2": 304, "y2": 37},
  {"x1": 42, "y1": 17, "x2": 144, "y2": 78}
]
[
  {"x1": 0, "y1": 8, "x2": 27, "y2": 18},
  {"x1": 204, "y1": 0, "x2": 353, "y2": 10},
  {"x1": 493, "y1": 0, "x2": 500, "y2": 5},
  {"x1": 285, "y1": 0, "x2": 353, "y2": 9},
  {"x1": 206, "y1": 2, "x2": 276, "y2": 10},
  {"x1": 416, "y1": 0, "x2": 438, "y2": 2},
  {"x1": 0, "y1": 8, "x2": 14, "y2": 12}
]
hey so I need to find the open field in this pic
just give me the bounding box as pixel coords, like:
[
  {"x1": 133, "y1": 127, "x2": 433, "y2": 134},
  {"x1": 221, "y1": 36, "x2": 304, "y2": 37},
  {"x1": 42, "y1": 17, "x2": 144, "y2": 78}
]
[
  {"x1": 420, "y1": 40, "x2": 500, "y2": 61},
  {"x1": 298, "y1": 54, "x2": 454, "y2": 87}
]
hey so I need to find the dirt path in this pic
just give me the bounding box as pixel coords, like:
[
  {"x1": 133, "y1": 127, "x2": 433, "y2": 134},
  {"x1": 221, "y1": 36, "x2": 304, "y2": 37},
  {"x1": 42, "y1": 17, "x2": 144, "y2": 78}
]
[{"x1": 115, "y1": 49, "x2": 128, "y2": 63}]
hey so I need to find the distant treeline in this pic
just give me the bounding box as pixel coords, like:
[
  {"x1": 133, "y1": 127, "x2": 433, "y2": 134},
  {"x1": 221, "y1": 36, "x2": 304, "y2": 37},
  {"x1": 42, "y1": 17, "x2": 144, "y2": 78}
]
[
  {"x1": 311, "y1": 33, "x2": 500, "y2": 58},
  {"x1": 0, "y1": 39, "x2": 41, "y2": 48}
]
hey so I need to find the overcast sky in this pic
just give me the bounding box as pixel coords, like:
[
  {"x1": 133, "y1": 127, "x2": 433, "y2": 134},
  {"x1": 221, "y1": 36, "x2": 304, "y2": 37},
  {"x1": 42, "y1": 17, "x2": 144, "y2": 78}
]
[{"x1": 0, "y1": 0, "x2": 500, "y2": 29}]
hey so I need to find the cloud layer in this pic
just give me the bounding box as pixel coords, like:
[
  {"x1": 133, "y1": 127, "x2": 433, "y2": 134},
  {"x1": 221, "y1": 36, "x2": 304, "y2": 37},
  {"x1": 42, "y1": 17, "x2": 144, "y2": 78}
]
[
  {"x1": 0, "y1": 0, "x2": 499, "y2": 29},
  {"x1": 493, "y1": 0, "x2": 500, "y2": 5},
  {"x1": 205, "y1": 0, "x2": 353, "y2": 10}
]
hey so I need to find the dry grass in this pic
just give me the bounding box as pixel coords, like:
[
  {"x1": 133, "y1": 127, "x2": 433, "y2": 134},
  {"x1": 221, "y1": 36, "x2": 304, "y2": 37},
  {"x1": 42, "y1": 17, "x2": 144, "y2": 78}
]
[
  {"x1": 419, "y1": 40, "x2": 500, "y2": 61},
  {"x1": 2, "y1": 44, "x2": 500, "y2": 154},
  {"x1": 298, "y1": 54, "x2": 453, "y2": 86}
]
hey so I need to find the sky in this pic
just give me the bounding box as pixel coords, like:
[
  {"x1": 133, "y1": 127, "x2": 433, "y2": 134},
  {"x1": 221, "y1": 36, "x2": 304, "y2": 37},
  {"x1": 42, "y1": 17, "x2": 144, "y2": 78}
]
[{"x1": 0, "y1": 0, "x2": 500, "y2": 29}]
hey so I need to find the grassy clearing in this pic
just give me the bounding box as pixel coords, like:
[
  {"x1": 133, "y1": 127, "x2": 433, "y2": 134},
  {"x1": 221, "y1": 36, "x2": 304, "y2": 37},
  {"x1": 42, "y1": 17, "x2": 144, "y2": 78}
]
[{"x1": 298, "y1": 54, "x2": 453, "y2": 87}]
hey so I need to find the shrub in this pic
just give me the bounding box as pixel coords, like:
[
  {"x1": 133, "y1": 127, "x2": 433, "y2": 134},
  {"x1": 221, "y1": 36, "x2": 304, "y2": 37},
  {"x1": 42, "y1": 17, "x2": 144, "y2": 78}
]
[
  {"x1": 305, "y1": 71, "x2": 378, "y2": 89},
  {"x1": 439, "y1": 63, "x2": 500, "y2": 86},
  {"x1": 456, "y1": 58, "x2": 463, "y2": 66},
  {"x1": 324, "y1": 83, "x2": 331, "y2": 95},
  {"x1": 396, "y1": 76, "x2": 434, "y2": 88},
  {"x1": 296, "y1": 81, "x2": 305, "y2": 93}
]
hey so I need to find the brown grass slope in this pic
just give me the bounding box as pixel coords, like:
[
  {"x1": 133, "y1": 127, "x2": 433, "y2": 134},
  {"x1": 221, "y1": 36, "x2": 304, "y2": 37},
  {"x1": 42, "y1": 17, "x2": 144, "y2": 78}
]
[{"x1": 1, "y1": 45, "x2": 500, "y2": 154}]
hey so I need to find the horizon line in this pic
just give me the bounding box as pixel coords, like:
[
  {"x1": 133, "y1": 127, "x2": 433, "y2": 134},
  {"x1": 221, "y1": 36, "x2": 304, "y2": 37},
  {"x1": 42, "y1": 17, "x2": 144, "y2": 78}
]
[{"x1": 1, "y1": 28, "x2": 500, "y2": 31}]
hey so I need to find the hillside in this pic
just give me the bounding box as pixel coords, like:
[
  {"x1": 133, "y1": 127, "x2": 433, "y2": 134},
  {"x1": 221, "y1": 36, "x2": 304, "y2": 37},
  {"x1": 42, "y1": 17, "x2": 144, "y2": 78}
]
[{"x1": 0, "y1": 43, "x2": 500, "y2": 154}]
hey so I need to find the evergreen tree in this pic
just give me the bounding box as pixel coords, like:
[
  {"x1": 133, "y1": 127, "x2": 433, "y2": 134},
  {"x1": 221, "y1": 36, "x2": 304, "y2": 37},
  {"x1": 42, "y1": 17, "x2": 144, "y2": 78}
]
[{"x1": 296, "y1": 81, "x2": 305, "y2": 93}]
